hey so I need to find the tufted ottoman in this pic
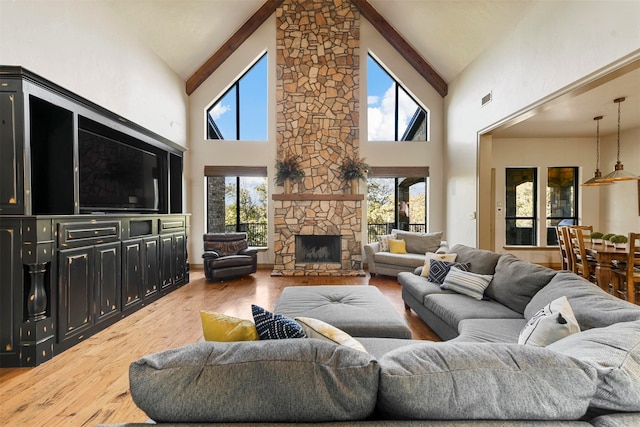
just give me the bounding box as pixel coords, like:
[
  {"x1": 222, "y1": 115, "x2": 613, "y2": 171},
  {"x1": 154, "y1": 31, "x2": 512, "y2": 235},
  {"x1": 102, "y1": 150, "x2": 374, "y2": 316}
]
[{"x1": 274, "y1": 285, "x2": 412, "y2": 339}]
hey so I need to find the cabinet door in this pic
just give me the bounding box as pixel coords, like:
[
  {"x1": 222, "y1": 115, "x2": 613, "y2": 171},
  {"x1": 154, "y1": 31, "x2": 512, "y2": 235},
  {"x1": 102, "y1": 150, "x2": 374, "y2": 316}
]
[
  {"x1": 142, "y1": 236, "x2": 160, "y2": 298},
  {"x1": 94, "y1": 242, "x2": 121, "y2": 324},
  {"x1": 122, "y1": 240, "x2": 142, "y2": 311},
  {"x1": 0, "y1": 89, "x2": 25, "y2": 215},
  {"x1": 58, "y1": 247, "x2": 93, "y2": 343},
  {"x1": 173, "y1": 233, "x2": 186, "y2": 284},
  {"x1": 159, "y1": 235, "x2": 174, "y2": 290}
]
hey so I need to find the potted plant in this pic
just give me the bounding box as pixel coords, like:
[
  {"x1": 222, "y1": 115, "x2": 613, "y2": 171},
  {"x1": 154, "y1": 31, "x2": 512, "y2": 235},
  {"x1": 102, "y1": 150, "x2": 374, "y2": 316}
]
[
  {"x1": 589, "y1": 231, "x2": 604, "y2": 244},
  {"x1": 610, "y1": 234, "x2": 628, "y2": 249},
  {"x1": 275, "y1": 152, "x2": 305, "y2": 194},
  {"x1": 603, "y1": 233, "x2": 616, "y2": 247},
  {"x1": 339, "y1": 156, "x2": 370, "y2": 194}
]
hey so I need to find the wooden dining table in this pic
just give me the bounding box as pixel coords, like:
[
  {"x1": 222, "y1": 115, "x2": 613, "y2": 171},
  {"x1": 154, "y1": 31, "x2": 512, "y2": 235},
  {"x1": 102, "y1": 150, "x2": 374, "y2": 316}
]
[{"x1": 585, "y1": 242, "x2": 629, "y2": 293}]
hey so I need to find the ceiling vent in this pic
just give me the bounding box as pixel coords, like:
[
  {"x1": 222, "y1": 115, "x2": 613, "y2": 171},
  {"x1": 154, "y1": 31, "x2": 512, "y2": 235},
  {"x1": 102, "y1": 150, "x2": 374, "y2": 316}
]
[{"x1": 481, "y1": 91, "x2": 492, "y2": 107}]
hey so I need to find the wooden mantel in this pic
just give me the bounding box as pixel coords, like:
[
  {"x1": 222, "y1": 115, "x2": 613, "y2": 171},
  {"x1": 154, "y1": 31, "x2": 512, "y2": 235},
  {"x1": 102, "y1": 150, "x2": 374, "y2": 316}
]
[{"x1": 272, "y1": 194, "x2": 364, "y2": 201}]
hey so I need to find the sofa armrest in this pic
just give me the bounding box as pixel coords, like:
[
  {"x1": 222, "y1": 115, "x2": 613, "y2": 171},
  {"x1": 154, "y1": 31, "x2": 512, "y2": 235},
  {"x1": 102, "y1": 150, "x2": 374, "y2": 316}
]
[
  {"x1": 202, "y1": 250, "x2": 221, "y2": 259},
  {"x1": 436, "y1": 240, "x2": 449, "y2": 254},
  {"x1": 363, "y1": 242, "x2": 380, "y2": 274},
  {"x1": 239, "y1": 247, "x2": 258, "y2": 257}
]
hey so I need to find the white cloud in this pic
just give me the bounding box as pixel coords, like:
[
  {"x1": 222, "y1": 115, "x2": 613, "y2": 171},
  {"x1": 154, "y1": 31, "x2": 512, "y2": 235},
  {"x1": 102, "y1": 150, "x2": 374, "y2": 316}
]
[
  {"x1": 367, "y1": 95, "x2": 379, "y2": 105},
  {"x1": 209, "y1": 103, "x2": 230, "y2": 120},
  {"x1": 367, "y1": 84, "x2": 395, "y2": 141}
]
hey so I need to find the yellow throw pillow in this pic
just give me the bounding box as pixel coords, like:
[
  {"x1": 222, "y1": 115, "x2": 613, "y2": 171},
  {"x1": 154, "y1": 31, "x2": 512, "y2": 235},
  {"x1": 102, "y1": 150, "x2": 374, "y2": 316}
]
[
  {"x1": 295, "y1": 317, "x2": 368, "y2": 353},
  {"x1": 200, "y1": 310, "x2": 259, "y2": 342},
  {"x1": 389, "y1": 238, "x2": 407, "y2": 254},
  {"x1": 421, "y1": 252, "x2": 458, "y2": 277}
]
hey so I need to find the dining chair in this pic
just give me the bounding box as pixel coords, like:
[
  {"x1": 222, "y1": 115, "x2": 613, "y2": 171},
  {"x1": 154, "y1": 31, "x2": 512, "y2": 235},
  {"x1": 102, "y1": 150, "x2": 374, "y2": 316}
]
[
  {"x1": 555, "y1": 226, "x2": 571, "y2": 271},
  {"x1": 611, "y1": 232, "x2": 640, "y2": 305},
  {"x1": 568, "y1": 226, "x2": 597, "y2": 283}
]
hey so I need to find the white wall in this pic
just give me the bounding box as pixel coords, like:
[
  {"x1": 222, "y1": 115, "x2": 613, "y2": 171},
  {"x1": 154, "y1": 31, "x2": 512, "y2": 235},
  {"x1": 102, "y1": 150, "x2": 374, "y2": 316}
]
[
  {"x1": 446, "y1": 0, "x2": 640, "y2": 251},
  {"x1": 491, "y1": 137, "x2": 599, "y2": 265},
  {"x1": 0, "y1": 0, "x2": 188, "y2": 147},
  {"x1": 187, "y1": 17, "x2": 446, "y2": 266},
  {"x1": 599, "y1": 127, "x2": 640, "y2": 234}
]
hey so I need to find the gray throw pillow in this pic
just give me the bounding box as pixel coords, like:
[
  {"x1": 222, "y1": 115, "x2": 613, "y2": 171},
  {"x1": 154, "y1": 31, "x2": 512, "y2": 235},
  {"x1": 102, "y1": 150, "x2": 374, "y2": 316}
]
[
  {"x1": 547, "y1": 320, "x2": 640, "y2": 412},
  {"x1": 377, "y1": 341, "x2": 596, "y2": 420},
  {"x1": 130, "y1": 339, "x2": 379, "y2": 423},
  {"x1": 394, "y1": 230, "x2": 442, "y2": 254},
  {"x1": 486, "y1": 254, "x2": 557, "y2": 314},
  {"x1": 449, "y1": 244, "x2": 502, "y2": 275}
]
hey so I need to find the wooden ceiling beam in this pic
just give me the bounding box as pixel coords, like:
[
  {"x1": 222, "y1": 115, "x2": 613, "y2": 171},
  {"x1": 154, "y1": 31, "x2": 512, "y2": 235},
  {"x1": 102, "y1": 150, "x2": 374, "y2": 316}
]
[
  {"x1": 351, "y1": 0, "x2": 448, "y2": 97},
  {"x1": 185, "y1": 0, "x2": 283, "y2": 95}
]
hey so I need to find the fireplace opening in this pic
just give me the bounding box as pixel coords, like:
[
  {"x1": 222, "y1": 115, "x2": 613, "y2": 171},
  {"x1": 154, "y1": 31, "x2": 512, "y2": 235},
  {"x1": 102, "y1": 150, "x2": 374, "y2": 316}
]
[{"x1": 295, "y1": 235, "x2": 341, "y2": 263}]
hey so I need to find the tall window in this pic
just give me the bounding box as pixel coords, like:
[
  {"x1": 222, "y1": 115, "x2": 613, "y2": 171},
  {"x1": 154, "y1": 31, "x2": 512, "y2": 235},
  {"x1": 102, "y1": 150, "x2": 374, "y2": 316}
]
[
  {"x1": 546, "y1": 167, "x2": 578, "y2": 245},
  {"x1": 206, "y1": 53, "x2": 267, "y2": 140},
  {"x1": 367, "y1": 172, "x2": 428, "y2": 243},
  {"x1": 505, "y1": 167, "x2": 578, "y2": 246},
  {"x1": 205, "y1": 167, "x2": 268, "y2": 247},
  {"x1": 367, "y1": 54, "x2": 427, "y2": 142},
  {"x1": 505, "y1": 168, "x2": 537, "y2": 246}
]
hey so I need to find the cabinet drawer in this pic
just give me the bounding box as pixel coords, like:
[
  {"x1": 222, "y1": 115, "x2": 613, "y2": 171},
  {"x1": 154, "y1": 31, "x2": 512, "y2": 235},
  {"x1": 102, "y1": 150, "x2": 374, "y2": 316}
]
[
  {"x1": 58, "y1": 221, "x2": 121, "y2": 247},
  {"x1": 159, "y1": 217, "x2": 185, "y2": 232}
]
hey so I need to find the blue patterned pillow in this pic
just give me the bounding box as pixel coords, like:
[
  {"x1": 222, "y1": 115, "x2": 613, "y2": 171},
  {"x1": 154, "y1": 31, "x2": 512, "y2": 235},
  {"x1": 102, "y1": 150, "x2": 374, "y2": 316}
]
[
  {"x1": 251, "y1": 305, "x2": 306, "y2": 340},
  {"x1": 427, "y1": 259, "x2": 470, "y2": 284}
]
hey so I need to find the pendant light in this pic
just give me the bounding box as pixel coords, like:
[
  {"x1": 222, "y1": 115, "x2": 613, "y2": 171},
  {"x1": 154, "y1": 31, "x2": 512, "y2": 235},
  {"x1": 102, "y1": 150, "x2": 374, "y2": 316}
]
[
  {"x1": 582, "y1": 115, "x2": 613, "y2": 186},
  {"x1": 600, "y1": 97, "x2": 640, "y2": 182}
]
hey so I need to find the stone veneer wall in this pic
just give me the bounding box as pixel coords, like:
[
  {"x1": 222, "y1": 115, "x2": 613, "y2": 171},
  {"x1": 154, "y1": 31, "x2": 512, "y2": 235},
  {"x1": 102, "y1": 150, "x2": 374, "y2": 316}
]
[{"x1": 273, "y1": 0, "x2": 362, "y2": 276}]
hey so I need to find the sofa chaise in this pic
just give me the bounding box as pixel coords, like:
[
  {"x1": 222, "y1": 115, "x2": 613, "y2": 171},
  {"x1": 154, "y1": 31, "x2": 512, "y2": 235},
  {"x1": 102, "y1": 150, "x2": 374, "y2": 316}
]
[{"x1": 108, "y1": 245, "x2": 640, "y2": 426}]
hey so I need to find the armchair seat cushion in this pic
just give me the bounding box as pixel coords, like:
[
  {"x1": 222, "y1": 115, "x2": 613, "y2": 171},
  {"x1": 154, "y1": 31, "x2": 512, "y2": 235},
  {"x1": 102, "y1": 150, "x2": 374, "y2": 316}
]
[{"x1": 207, "y1": 255, "x2": 254, "y2": 269}]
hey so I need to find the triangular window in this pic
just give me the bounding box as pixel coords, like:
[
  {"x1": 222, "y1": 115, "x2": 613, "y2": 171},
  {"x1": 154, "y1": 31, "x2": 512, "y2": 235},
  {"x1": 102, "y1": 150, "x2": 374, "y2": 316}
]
[
  {"x1": 367, "y1": 53, "x2": 428, "y2": 141},
  {"x1": 206, "y1": 53, "x2": 267, "y2": 140}
]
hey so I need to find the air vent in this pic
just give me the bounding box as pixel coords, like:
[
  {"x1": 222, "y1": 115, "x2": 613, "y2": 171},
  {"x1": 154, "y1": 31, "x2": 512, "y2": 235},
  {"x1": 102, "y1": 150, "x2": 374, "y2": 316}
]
[{"x1": 481, "y1": 92, "x2": 492, "y2": 107}]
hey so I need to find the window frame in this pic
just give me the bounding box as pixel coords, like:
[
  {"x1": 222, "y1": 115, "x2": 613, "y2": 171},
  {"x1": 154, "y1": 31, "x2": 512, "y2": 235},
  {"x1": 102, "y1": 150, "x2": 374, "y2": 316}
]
[{"x1": 505, "y1": 167, "x2": 538, "y2": 246}]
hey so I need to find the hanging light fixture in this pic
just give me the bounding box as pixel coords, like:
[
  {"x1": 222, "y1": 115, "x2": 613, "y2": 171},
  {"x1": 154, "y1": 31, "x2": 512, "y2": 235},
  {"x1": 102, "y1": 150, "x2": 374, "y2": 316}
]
[
  {"x1": 582, "y1": 115, "x2": 613, "y2": 186},
  {"x1": 600, "y1": 97, "x2": 640, "y2": 182}
]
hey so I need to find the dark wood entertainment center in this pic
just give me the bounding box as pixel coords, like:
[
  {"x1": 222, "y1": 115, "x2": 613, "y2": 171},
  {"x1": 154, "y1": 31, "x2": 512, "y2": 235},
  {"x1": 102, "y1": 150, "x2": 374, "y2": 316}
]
[{"x1": 0, "y1": 66, "x2": 189, "y2": 367}]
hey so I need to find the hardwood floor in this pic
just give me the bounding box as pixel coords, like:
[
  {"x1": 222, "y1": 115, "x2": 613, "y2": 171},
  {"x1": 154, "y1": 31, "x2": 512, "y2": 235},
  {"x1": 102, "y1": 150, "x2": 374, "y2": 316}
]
[{"x1": 0, "y1": 267, "x2": 438, "y2": 426}]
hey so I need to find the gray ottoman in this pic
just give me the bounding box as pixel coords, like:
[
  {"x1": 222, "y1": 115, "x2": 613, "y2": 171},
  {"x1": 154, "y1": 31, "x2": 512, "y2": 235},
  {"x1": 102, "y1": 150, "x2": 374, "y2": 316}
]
[{"x1": 274, "y1": 285, "x2": 412, "y2": 339}]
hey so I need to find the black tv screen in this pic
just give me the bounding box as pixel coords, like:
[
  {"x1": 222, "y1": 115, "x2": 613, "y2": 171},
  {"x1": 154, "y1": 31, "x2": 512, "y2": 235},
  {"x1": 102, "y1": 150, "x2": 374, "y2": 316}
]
[{"x1": 78, "y1": 128, "x2": 160, "y2": 213}]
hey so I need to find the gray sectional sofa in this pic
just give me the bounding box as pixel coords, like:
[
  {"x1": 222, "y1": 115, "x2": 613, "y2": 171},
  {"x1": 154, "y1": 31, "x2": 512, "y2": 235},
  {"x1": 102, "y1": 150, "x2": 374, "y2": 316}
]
[
  {"x1": 114, "y1": 245, "x2": 640, "y2": 426},
  {"x1": 364, "y1": 229, "x2": 448, "y2": 277}
]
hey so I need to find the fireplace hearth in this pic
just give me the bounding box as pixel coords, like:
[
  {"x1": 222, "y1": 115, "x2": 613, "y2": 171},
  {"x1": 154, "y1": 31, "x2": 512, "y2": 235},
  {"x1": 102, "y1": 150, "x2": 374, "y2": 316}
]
[{"x1": 295, "y1": 235, "x2": 341, "y2": 264}]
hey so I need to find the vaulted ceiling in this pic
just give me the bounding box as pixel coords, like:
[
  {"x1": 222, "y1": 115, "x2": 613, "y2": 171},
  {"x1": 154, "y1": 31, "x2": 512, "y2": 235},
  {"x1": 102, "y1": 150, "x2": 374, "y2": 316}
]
[{"x1": 105, "y1": 0, "x2": 638, "y2": 138}]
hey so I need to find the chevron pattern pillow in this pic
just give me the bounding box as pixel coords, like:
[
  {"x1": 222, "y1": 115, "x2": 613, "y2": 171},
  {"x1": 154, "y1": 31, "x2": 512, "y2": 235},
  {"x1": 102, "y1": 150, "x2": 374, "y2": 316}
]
[
  {"x1": 251, "y1": 305, "x2": 306, "y2": 340},
  {"x1": 427, "y1": 260, "x2": 470, "y2": 284}
]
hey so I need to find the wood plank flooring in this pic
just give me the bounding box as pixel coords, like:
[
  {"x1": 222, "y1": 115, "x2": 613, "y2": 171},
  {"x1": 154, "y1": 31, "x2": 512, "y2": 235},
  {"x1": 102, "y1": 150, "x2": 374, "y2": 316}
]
[{"x1": 0, "y1": 268, "x2": 438, "y2": 426}]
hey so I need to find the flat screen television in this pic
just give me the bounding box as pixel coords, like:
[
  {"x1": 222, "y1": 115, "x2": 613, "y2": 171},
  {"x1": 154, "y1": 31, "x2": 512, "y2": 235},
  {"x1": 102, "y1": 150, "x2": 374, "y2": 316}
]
[{"x1": 78, "y1": 128, "x2": 161, "y2": 213}]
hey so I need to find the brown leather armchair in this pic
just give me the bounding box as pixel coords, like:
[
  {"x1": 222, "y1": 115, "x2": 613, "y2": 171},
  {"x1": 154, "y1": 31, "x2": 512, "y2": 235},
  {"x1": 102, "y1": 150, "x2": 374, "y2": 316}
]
[{"x1": 202, "y1": 232, "x2": 257, "y2": 281}]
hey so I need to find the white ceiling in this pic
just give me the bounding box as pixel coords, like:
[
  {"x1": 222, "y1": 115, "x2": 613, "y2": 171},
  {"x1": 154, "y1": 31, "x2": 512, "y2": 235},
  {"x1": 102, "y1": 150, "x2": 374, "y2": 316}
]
[{"x1": 105, "y1": 0, "x2": 638, "y2": 138}]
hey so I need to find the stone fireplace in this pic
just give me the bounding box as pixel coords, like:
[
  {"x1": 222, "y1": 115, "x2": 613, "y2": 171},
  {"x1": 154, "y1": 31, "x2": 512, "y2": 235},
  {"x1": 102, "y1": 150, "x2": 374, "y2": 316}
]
[{"x1": 271, "y1": 0, "x2": 363, "y2": 276}]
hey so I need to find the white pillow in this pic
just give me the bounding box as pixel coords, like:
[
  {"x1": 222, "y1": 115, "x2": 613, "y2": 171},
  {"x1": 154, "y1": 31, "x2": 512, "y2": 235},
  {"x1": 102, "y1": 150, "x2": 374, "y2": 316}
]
[
  {"x1": 518, "y1": 296, "x2": 580, "y2": 347},
  {"x1": 295, "y1": 317, "x2": 368, "y2": 353},
  {"x1": 377, "y1": 234, "x2": 395, "y2": 252},
  {"x1": 420, "y1": 252, "x2": 457, "y2": 277},
  {"x1": 440, "y1": 266, "x2": 492, "y2": 300}
]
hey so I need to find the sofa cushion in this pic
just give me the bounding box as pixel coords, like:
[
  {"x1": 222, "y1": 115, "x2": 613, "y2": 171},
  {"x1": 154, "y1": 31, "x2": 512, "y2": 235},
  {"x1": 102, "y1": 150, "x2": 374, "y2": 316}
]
[
  {"x1": 399, "y1": 272, "x2": 455, "y2": 307},
  {"x1": 449, "y1": 244, "x2": 503, "y2": 275},
  {"x1": 200, "y1": 311, "x2": 258, "y2": 342},
  {"x1": 394, "y1": 230, "x2": 442, "y2": 254},
  {"x1": 377, "y1": 234, "x2": 394, "y2": 252},
  {"x1": 420, "y1": 252, "x2": 457, "y2": 277},
  {"x1": 440, "y1": 267, "x2": 493, "y2": 300},
  {"x1": 377, "y1": 341, "x2": 596, "y2": 420},
  {"x1": 524, "y1": 272, "x2": 640, "y2": 330},
  {"x1": 547, "y1": 320, "x2": 640, "y2": 413},
  {"x1": 388, "y1": 238, "x2": 407, "y2": 254},
  {"x1": 518, "y1": 296, "x2": 580, "y2": 347},
  {"x1": 295, "y1": 317, "x2": 367, "y2": 353},
  {"x1": 374, "y1": 251, "x2": 426, "y2": 269},
  {"x1": 486, "y1": 254, "x2": 557, "y2": 314},
  {"x1": 129, "y1": 339, "x2": 379, "y2": 423},
  {"x1": 423, "y1": 293, "x2": 522, "y2": 331},
  {"x1": 427, "y1": 260, "x2": 470, "y2": 284},
  {"x1": 453, "y1": 319, "x2": 527, "y2": 343},
  {"x1": 251, "y1": 305, "x2": 306, "y2": 340}
]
